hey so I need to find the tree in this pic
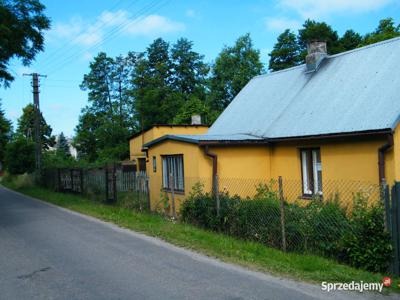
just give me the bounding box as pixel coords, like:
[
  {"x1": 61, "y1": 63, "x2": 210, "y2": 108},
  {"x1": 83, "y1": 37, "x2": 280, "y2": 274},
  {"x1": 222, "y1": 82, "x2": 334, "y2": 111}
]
[
  {"x1": 5, "y1": 136, "x2": 35, "y2": 174},
  {"x1": 170, "y1": 38, "x2": 209, "y2": 99},
  {"x1": 0, "y1": 99, "x2": 12, "y2": 170},
  {"x1": 209, "y1": 34, "x2": 263, "y2": 113},
  {"x1": 269, "y1": 29, "x2": 302, "y2": 71},
  {"x1": 298, "y1": 20, "x2": 341, "y2": 55},
  {"x1": 0, "y1": 0, "x2": 50, "y2": 87},
  {"x1": 338, "y1": 30, "x2": 362, "y2": 51},
  {"x1": 56, "y1": 132, "x2": 70, "y2": 158},
  {"x1": 16, "y1": 103, "x2": 55, "y2": 150},
  {"x1": 362, "y1": 18, "x2": 400, "y2": 46},
  {"x1": 133, "y1": 38, "x2": 180, "y2": 129},
  {"x1": 172, "y1": 96, "x2": 211, "y2": 124}
]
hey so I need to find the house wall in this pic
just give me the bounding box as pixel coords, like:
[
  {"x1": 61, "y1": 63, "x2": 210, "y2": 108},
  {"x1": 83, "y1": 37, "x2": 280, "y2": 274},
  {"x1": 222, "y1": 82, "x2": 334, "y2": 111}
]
[
  {"x1": 146, "y1": 135, "x2": 392, "y2": 212},
  {"x1": 129, "y1": 125, "x2": 208, "y2": 171}
]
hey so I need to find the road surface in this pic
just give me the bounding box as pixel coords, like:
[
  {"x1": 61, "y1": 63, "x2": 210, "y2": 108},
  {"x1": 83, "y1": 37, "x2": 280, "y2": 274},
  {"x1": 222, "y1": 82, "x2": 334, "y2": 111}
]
[{"x1": 0, "y1": 186, "x2": 394, "y2": 300}]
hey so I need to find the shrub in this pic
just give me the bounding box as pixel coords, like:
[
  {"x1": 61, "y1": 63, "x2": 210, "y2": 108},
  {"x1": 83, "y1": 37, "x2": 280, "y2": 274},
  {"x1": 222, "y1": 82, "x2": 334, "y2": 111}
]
[
  {"x1": 5, "y1": 137, "x2": 35, "y2": 175},
  {"x1": 340, "y1": 193, "x2": 393, "y2": 272}
]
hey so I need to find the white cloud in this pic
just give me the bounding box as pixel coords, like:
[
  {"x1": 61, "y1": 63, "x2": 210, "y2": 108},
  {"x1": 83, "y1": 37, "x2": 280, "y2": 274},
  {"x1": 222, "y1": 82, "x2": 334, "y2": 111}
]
[
  {"x1": 265, "y1": 17, "x2": 301, "y2": 32},
  {"x1": 47, "y1": 10, "x2": 185, "y2": 48},
  {"x1": 279, "y1": 0, "x2": 393, "y2": 18}
]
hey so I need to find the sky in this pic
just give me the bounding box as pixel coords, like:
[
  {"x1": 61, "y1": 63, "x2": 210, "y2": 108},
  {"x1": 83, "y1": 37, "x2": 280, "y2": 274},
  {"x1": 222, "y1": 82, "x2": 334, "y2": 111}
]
[{"x1": 1, "y1": 0, "x2": 400, "y2": 137}]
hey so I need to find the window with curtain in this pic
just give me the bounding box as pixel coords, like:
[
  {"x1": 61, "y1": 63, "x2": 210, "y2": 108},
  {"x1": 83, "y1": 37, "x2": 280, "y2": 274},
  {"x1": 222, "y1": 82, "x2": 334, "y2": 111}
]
[
  {"x1": 162, "y1": 155, "x2": 184, "y2": 192},
  {"x1": 300, "y1": 149, "x2": 322, "y2": 196}
]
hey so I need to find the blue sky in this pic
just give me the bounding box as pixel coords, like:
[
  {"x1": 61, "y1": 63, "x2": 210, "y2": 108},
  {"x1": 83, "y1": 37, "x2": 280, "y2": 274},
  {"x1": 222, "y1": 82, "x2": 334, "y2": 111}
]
[{"x1": 1, "y1": 0, "x2": 400, "y2": 137}]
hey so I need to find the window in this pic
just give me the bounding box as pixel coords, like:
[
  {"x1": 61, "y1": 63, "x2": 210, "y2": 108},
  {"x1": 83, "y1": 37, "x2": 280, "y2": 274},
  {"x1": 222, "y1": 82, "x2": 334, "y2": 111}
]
[
  {"x1": 162, "y1": 155, "x2": 184, "y2": 192},
  {"x1": 152, "y1": 156, "x2": 157, "y2": 173},
  {"x1": 300, "y1": 149, "x2": 322, "y2": 196}
]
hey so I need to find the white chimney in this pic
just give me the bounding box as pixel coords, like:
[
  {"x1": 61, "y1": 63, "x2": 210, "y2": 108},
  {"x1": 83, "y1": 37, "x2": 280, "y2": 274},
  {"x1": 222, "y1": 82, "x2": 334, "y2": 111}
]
[
  {"x1": 191, "y1": 115, "x2": 202, "y2": 125},
  {"x1": 305, "y1": 41, "x2": 327, "y2": 73}
]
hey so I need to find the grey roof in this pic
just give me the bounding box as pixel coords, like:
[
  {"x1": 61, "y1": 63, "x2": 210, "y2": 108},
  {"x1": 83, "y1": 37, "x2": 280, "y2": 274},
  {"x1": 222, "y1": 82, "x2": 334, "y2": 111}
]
[
  {"x1": 146, "y1": 38, "x2": 400, "y2": 148},
  {"x1": 208, "y1": 37, "x2": 400, "y2": 138}
]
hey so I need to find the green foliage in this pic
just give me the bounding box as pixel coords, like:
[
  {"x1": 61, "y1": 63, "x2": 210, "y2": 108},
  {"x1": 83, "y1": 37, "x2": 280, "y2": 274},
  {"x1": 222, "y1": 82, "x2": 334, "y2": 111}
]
[
  {"x1": 16, "y1": 103, "x2": 55, "y2": 150},
  {"x1": 0, "y1": 0, "x2": 50, "y2": 87},
  {"x1": 172, "y1": 96, "x2": 211, "y2": 125},
  {"x1": 269, "y1": 29, "x2": 302, "y2": 71},
  {"x1": 76, "y1": 52, "x2": 137, "y2": 162},
  {"x1": 209, "y1": 33, "x2": 263, "y2": 113},
  {"x1": 56, "y1": 132, "x2": 70, "y2": 158},
  {"x1": 340, "y1": 193, "x2": 393, "y2": 272},
  {"x1": 361, "y1": 18, "x2": 400, "y2": 46},
  {"x1": 0, "y1": 100, "x2": 12, "y2": 169},
  {"x1": 5, "y1": 136, "x2": 35, "y2": 174},
  {"x1": 182, "y1": 184, "x2": 392, "y2": 272},
  {"x1": 269, "y1": 18, "x2": 400, "y2": 72}
]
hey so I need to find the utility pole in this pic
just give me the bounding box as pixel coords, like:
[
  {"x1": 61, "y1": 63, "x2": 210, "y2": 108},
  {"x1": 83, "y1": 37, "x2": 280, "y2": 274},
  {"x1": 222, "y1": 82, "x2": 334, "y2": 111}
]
[{"x1": 23, "y1": 73, "x2": 47, "y2": 172}]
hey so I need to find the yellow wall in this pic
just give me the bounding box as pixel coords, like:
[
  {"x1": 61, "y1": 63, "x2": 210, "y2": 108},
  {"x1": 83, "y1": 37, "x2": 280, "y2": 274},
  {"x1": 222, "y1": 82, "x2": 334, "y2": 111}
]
[
  {"x1": 129, "y1": 125, "x2": 208, "y2": 170},
  {"x1": 146, "y1": 135, "x2": 393, "y2": 213}
]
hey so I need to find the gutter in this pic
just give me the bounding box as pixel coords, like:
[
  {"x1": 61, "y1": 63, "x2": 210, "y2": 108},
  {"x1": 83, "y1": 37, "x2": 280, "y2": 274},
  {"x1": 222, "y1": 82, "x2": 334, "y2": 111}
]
[
  {"x1": 203, "y1": 146, "x2": 218, "y2": 194},
  {"x1": 378, "y1": 133, "x2": 394, "y2": 184}
]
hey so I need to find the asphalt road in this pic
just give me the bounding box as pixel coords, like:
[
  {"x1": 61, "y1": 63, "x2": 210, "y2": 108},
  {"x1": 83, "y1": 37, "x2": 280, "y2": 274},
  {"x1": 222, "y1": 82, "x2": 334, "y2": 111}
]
[{"x1": 0, "y1": 186, "x2": 395, "y2": 300}]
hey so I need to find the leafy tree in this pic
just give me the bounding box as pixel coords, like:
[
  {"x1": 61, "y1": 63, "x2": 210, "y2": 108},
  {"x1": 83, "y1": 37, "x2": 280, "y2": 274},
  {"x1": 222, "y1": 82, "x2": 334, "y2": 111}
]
[
  {"x1": 133, "y1": 38, "x2": 180, "y2": 129},
  {"x1": 209, "y1": 34, "x2": 263, "y2": 113},
  {"x1": 170, "y1": 38, "x2": 209, "y2": 99},
  {"x1": 0, "y1": 99, "x2": 12, "y2": 170},
  {"x1": 173, "y1": 96, "x2": 210, "y2": 125},
  {"x1": 298, "y1": 19, "x2": 341, "y2": 55},
  {"x1": 5, "y1": 136, "x2": 35, "y2": 174},
  {"x1": 362, "y1": 18, "x2": 400, "y2": 46},
  {"x1": 73, "y1": 109, "x2": 102, "y2": 162},
  {"x1": 16, "y1": 103, "x2": 55, "y2": 150},
  {"x1": 338, "y1": 30, "x2": 362, "y2": 51},
  {"x1": 0, "y1": 0, "x2": 50, "y2": 87},
  {"x1": 56, "y1": 132, "x2": 70, "y2": 158},
  {"x1": 269, "y1": 29, "x2": 302, "y2": 71},
  {"x1": 77, "y1": 52, "x2": 137, "y2": 162}
]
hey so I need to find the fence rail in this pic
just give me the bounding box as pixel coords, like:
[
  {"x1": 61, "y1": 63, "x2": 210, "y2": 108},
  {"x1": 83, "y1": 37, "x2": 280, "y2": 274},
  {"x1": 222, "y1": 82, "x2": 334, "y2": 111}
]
[{"x1": 41, "y1": 165, "x2": 149, "y2": 211}]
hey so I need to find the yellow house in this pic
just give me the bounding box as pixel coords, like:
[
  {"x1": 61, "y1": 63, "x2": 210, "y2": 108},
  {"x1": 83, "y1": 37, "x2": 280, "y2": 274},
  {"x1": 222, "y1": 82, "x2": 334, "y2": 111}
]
[
  {"x1": 142, "y1": 38, "x2": 400, "y2": 212},
  {"x1": 129, "y1": 124, "x2": 208, "y2": 172}
]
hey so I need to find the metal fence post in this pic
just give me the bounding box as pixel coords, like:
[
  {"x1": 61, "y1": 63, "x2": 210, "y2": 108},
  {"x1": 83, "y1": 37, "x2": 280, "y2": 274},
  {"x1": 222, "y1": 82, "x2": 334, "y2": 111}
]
[
  {"x1": 278, "y1": 176, "x2": 287, "y2": 252},
  {"x1": 80, "y1": 168, "x2": 84, "y2": 194},
  {"x1": 105, "y1": 167, "x2": 109, "y2": 202},
  {"x1": 215, "y1": 174, "x2": 220, "y2": 217},
  {"x1": 146, "y1": 176, "x2": 150, "y2": 211},
  {"x1": 170, "y1": 173, "x2": 177, "y2": 219},
  {"x1": 112, "y1": 163, "x2": 117, "y2": 203},
  {"x1": 57, "y1": 168, "x2": 61, "y2": 192}
]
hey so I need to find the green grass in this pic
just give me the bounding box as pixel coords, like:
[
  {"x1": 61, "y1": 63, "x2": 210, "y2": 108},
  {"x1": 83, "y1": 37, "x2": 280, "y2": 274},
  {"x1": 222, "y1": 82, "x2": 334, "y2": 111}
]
[{"x1": 2, "y1": 181, "x2": 399, "y2": 293}]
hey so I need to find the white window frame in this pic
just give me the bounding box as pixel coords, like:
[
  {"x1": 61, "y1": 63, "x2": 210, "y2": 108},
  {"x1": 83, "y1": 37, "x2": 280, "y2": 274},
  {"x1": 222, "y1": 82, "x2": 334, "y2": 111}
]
[
  {"x1": 301, "y1": 148, "x2": 322, "y2": 196},
  {"x1": 162, "y1": 155, "x2": 184, "y2": 192}
]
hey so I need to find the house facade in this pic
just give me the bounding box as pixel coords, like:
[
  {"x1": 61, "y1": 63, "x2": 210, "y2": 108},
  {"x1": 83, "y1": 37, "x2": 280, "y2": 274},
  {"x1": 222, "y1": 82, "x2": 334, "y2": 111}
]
[
  {"x1": 142, "y1": 38, "x2": 400, "y2": 211},
  {"x1": 129, "y1": 124, "x2": 208, "y2": 173}
]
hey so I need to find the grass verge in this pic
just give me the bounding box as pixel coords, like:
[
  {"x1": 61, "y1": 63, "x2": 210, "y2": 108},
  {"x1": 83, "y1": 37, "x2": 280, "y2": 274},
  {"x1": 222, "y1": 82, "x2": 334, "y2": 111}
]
[{"x1": 2, "y1": 182, "x2": 399, "y2": 293}]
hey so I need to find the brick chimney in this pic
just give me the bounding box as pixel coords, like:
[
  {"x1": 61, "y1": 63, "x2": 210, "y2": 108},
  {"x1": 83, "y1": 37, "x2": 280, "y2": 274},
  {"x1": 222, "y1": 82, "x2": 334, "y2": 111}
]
[{"x1": 305, "y1": 41, "x2": 327, "y2": 73}]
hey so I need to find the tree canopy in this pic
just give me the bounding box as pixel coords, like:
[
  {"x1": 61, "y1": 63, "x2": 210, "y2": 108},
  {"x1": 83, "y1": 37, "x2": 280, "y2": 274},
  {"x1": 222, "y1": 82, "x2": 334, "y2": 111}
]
[
  {"x1": 0, "y1": 0, "x2": 50, "y2": 87},
  {"x1": 0, "y1": 99, "x2": 12, "y2": 169},
  {"x1": 16, "y1": 103, "x2": 55, "y2": 150}
]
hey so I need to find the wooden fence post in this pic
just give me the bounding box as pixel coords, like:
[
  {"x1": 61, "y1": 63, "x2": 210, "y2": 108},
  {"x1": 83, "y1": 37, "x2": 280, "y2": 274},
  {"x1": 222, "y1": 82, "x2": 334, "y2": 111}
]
[
  {"x1": 57, "y1": 168, "x2": 61, "y2": 192},
  {"x1": 170, "y1": 173, "x2": 177, "y2": 219},
  {"x1": 80, "y1": 169, "x2": 84, "y2": 194},
  {"x1": 278, "y1": 176, "x2": 287, "y2": 252},
  {"x1": 393, "y1": 183, "x2": 400, "y2": 276}
]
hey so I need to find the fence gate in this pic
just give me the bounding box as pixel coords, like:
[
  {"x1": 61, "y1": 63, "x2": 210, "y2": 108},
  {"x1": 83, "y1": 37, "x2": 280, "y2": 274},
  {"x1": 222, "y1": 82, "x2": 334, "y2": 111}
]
[{"x1": 105, "y1": 164, "x2": 117, "y2": 203}]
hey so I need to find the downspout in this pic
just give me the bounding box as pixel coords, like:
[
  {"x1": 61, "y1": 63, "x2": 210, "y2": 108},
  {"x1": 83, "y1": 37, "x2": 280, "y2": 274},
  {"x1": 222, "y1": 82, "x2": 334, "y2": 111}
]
[
  {"x1": 378, "y1": 133, "x2": 393, "y2": 184},
  {"x1": 203, "y1": 145, "x2": 218, "y2": 193}
]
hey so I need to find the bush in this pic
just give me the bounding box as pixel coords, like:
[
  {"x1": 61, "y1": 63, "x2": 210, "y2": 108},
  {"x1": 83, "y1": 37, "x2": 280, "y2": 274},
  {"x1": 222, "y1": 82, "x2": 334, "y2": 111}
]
[
  {"x1": 340, "y1": 193, "x2": 393, "y2": 273},
  {"x1": 181, "y1": 183, "x2": 393, "y2": 272},
  {"x1": 5, "y1": 137, "x2": 35, "y2": 175}
]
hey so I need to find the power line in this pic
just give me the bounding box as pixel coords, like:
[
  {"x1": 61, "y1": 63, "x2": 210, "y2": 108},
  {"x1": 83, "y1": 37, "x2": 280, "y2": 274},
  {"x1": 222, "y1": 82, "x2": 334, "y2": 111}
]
[
  {"x1": 42, "y1": 0, "x2": 130, "y2": 64},
  {"x1": 44, "y1": 0, "x2": 168, "y2": 76}
]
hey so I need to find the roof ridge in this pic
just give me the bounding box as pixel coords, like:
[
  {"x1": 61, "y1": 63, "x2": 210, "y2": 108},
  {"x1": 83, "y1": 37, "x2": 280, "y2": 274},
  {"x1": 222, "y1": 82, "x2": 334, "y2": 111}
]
[{"x1": 254, "y1": 36, "x2": 400, "y2": 80}]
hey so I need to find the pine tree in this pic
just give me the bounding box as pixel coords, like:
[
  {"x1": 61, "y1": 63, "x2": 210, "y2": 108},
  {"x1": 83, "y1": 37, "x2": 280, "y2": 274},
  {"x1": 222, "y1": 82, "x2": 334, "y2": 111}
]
[
  {"x1": 269, "y1": 29, "x2": 302, "y2": 71},
  {"x1": 56, "y1": 132, "x2": 70, "y2": 157}
]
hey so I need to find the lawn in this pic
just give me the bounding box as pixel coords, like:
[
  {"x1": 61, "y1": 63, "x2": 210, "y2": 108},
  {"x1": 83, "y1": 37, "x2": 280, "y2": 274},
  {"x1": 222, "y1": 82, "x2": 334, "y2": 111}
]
[{"x1": 2, "y1": 182, "x2": 399, "y2": 294}]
